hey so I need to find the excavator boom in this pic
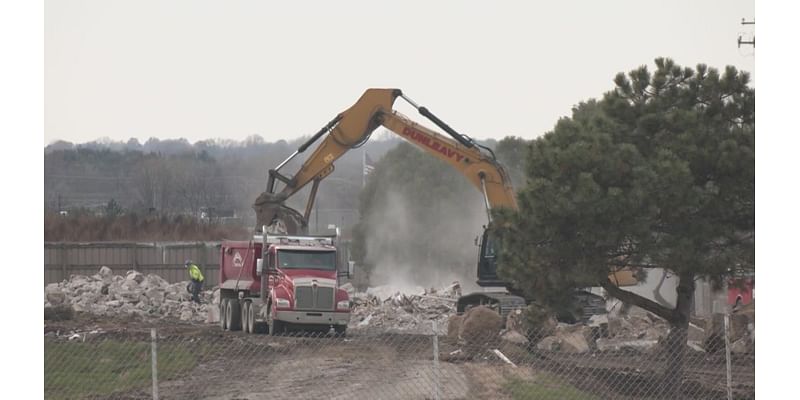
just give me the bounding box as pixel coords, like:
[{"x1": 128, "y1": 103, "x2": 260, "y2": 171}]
[{"x1": 255, "y1": 88, "x2": 517, "y2": 232}]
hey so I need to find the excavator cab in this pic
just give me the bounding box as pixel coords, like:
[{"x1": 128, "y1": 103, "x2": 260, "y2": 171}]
[{"x1": 476, "y1": 228, "x2": 509, "y2": 288}]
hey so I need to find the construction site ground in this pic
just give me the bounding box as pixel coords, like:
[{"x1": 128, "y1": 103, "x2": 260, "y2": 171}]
[{"x1": 44, "y1": 313, "x2": 754, "y2": 400}]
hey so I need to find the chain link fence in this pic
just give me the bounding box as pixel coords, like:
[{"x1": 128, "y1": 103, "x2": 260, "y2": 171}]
[{"x1": 44, "y1": 314, "x2": 754, "y2": 400}]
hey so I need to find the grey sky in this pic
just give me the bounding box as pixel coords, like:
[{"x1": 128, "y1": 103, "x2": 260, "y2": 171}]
[{"x1": 44, "y1": 0, "x2": 755, "y2": 145}]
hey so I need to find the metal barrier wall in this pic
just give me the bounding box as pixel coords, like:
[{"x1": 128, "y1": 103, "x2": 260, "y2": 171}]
[{"x1": 44, "y1": 242, "x2": 221, "y2": 286}]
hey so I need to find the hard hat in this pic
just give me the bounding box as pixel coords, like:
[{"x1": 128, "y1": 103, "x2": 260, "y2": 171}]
[{"x1": 184, "y1": 259, "x2": 192, "y2": 267}]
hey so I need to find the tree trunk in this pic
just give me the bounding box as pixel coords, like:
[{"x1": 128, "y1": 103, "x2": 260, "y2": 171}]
[{"x1": 660, "y1": 270, "x2": 695, "y2": 399}]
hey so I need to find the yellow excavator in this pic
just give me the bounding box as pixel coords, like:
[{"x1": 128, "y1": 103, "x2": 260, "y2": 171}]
[{"x1": 254, "y1": 88, "x2": 635, "y2": 321}]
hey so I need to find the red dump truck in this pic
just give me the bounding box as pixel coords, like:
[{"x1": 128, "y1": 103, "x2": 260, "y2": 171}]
[{"x1": 218, "y1": 232, "x2": 352, "y2": 335}]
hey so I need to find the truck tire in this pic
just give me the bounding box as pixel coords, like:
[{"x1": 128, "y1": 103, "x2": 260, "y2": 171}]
[
  {"x1": 226, "y1": 299, "x2": 242, "y2": 331},
  {"x1": 240, "y1": 301, "x2": 249, "y2": 333},
  {"x1": 241, "y1": 301, "x2": 253, "y2": 334},
  {"x1": 246, "y1": 303, "x2": 257, "y2": 334},
  {"x1": 219, "y1": 299, "x2": 229, "y2": 331}
]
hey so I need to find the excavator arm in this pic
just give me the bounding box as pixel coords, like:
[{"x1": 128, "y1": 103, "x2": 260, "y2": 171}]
[{"x1": 254, "y1": 88, "x2": 517, "y2": 232}]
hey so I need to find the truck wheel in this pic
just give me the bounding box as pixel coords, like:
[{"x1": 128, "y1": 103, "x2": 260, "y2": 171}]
[
  {"x1": 246, "y1": 303, "x2": 257, "y2": 334},
  {"x1": 226, "y1": 299, "x2": 242, "y2": 331},
  {"x1": 241, "y1": 301, "x2": 251, "y2": 334},
  {"x1": 219, "y1": 299, "x2": 229, "y2": 331}
]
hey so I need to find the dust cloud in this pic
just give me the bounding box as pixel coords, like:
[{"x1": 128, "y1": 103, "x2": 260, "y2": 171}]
[{"x1": 362, "y1": 190, "x2": 487, "y2": 294}]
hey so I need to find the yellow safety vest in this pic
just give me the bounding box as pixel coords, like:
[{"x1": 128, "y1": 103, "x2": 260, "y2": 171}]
[{"x1": 188, "y1": 264, "x2": 204, "y2": 282}]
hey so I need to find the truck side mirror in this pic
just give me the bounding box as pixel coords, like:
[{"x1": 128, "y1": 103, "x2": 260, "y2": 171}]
[
  {"x1": 348, "y1": 261, "x2": 355, "y2": 278},
  {"x1": 256, "y1": 259, "x2": 263, "y2": 276}
]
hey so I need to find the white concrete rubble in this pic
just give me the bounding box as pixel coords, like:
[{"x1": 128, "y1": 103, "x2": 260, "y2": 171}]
[
  {"x1": 44, "y1": 266, "x2": 219, "y2": 323},
  {"x1": 348, "y1": 282, "x2": 460, "y2": 335}
]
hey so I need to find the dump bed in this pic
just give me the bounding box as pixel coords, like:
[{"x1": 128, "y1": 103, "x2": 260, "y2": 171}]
[{"x1": 219, "y1": 241, "x2": 263, "y2": 292}]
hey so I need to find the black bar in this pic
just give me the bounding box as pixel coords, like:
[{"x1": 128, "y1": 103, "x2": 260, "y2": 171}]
[
  {"x1": 267, "y1": 169, "x2": 292, "y2": 193},
  {"x1": 418, "y1": 107, "x2": 474, "y2": 148},
  {"x1": 304, "y1": 179, "x2": 321, "y2": 223},
  {"x1": 298, "y1": 114, "x2": 343, "y2": 153}
]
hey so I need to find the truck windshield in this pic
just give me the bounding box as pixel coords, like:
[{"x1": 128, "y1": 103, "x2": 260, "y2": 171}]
[{"x1": 277, "y1": 250, "x2": 336, "y2": 271}]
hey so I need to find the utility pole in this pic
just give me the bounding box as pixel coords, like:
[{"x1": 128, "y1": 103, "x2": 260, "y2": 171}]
[{"x1": 738, "y1": 18, "x2": 755, "y2": 48}]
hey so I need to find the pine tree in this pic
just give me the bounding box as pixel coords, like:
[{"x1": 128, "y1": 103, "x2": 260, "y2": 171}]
[{"x1": 493, "y1": 58, "x2": 754, "y2": 392}]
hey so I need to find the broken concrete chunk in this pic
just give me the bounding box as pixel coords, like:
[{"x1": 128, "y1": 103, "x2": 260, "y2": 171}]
[
  {"x1": 460, "y1": 306, "x2": 503, "y2": 346},
  {"x1": 45, "y1": 285, "x2": 68, "y2": 306},
  {"x1": 536, "y1": 336, "x2": 560, "y2": 351},
  {"x1": 596, "y1": 338, "x2": 659, "y2": 352},
  {"x1": 125, "y1": 270, "x2": 145, "y2": 284},
  {"x1": 98, "y1": 266, "x2": 113, "y2": 277},
  {"x1": 142, "y1": 274, "x2": 168, "y2": 290},
  {"x1": 687, "y1": 341, "x2": 706, "y2": 352},
  {"x1": 105, "y1": 300, "x2": 122, "y2": 308},
  {"x1": 501, "y1": 330, "x2": 529, "y2": 345},
  {"x1": 560, "y1": 331, "x2": 590, "y2": 354}
]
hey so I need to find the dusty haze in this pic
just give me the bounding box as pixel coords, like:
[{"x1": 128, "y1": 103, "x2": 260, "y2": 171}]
[{"x1": 362, "y1": 190, "x2": 487, "y2": 295}]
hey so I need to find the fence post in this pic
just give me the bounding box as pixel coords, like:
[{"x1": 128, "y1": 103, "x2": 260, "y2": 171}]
[
  {"x1": 61, "y1": 244, "x2": 68, "y2": 281},
  {"x1": 432, "y1": 320, "x2": 440, "y2": 400},
  {"x1": 132, "y1": 243, "x2": 139, "y2": 272},
  {"x1": 723, "y1": 313, "x2": 733, "y2": 400},
  {"x1": 151, "y1": 328, "x2": 159, "y2": 400},
  {"x1": 200, "y1": 242, "x2": 207, "y2": 268}
]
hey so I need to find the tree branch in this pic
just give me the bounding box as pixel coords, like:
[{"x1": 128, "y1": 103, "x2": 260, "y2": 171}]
[{"x1": 600, "y1": 278, "x2": 676, "y2": 322}]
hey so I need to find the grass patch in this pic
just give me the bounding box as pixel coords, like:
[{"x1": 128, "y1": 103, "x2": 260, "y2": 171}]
[
  {"x1": 504, "y1": 373, "x2": 600, "y2": 400},
  {"x1": 44, "y1": 339, "x2": 196, "y2": 400}
]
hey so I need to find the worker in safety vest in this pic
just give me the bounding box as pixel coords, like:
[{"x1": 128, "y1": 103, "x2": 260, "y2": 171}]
[{"x1": 184, "y1": 260, "x2": 205, "y2": 304}]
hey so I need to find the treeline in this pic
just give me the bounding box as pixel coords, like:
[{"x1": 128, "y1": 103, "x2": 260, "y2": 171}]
[
  {"x1": 44, "y1": 211, "x2": 250, "y2": 242},
  {"x1": 44, "y1": 133, "x2": 406, "y2": 222}
]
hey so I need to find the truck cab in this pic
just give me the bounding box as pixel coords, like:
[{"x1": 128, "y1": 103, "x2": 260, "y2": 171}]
[{"x1": 218, "y1": 234, "x2": 351, "y2": 335}]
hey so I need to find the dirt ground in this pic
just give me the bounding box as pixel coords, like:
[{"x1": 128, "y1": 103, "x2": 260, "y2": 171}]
[{"x1": 44, "y1": 313, "x2": 755, "y2": 400}]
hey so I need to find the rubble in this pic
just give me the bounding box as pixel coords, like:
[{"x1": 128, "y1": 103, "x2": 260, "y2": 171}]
[
  {"x1": 596, "y1": 338, "x2": 660, "y2": 352},
  {"x1": 348, "y1": 282, "x2": 461, "y2": 334},
  {"x1": 559, "y1": 331, "x2": 591, "y2": 354},
  {"x1": 44, "y1": 266, "x2": 219, "y2": 323},
  {"x1": 459, "y1": 306, "x2": 503, "y2": 346},
  {"x1": 500, "y1": 330, "x2": 528, "y2": 345}
]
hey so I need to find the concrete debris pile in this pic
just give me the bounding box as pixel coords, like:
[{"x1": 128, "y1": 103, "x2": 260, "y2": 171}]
[
  {"x1": 44, "y1": 266, "x2": 220, "y2": 323},
  {"x1": 530, "y1": 306, "x2": 755, "y2": 355},
  {"x1": 347, "y1": 282, "x2": 461, "y2": 334},
  {"x1": 532, "y1": 312, "x2": 671, "y2": 354}
]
